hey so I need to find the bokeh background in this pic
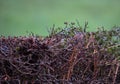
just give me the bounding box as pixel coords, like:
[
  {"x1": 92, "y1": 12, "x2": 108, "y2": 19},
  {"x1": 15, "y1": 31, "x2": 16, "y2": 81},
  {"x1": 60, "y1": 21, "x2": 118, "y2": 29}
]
[{"x1": 0, "y1": 0, "x2": 120, "y2": 36}]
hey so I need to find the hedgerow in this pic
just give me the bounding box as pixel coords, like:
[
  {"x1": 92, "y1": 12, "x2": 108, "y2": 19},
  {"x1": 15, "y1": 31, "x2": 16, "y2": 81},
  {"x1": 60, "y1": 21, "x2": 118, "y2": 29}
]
[{"x1": 0, "y1": 22, "x2": 120, "y2": 84}]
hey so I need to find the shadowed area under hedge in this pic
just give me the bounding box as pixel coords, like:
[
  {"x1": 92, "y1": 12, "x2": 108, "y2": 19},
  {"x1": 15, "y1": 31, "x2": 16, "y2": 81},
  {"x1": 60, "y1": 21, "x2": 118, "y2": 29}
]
[{"x1": 0, "y1": 23, "x2": 120, "y2": 84}]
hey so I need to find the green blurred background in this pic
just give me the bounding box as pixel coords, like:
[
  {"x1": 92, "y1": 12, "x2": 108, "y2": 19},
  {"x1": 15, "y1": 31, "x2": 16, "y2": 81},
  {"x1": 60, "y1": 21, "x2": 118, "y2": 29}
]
[{"x1": 0, "y1": 0, "x2": 120, "y2": 36}]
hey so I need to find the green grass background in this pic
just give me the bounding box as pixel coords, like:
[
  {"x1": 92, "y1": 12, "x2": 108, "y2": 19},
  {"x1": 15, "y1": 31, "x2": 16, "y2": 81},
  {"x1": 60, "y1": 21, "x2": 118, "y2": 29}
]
[{"x1": 0, "y1": 0, "x2": 120, "y2": 36}]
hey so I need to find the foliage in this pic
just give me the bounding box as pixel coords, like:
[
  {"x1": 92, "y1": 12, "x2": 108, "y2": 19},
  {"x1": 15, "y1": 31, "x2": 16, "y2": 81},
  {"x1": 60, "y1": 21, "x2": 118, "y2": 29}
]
[{"x1": 0, "y1": 22, "x2": 120, "y2": 84}]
